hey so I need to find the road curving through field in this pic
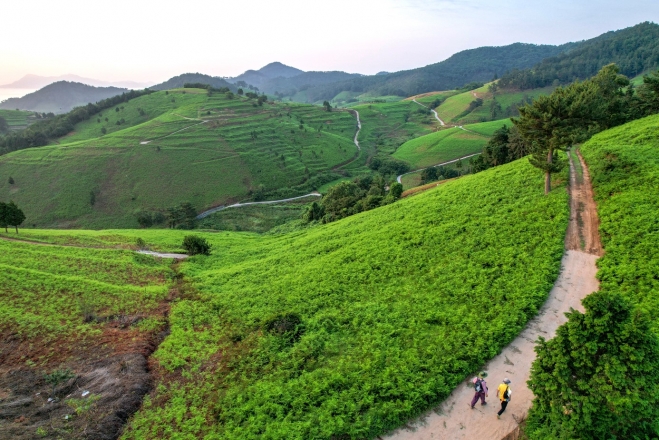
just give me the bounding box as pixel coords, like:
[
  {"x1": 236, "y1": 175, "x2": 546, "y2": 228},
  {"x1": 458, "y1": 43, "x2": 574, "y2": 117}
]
[
  {"x1": 412, "y1": 99, "x2": 445, "y2": 126},
  {"x1": 396, "y1": 153, "x2": 481, "y2": 184},
  {"x1": 195, "y1": 192, "x2": 321, "y2": 219},
  {"x1": 384, "y1": 149, "x2": 603, "y2": 440}
]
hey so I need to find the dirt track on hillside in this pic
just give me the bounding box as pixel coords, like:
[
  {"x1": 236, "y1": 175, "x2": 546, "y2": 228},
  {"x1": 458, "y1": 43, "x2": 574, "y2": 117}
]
[{"x1": 384, "y1": 148, "x2": 603, "y2": 440}]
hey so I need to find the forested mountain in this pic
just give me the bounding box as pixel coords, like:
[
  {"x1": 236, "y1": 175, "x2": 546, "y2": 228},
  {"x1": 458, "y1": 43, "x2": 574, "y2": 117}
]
[
  {"x1": 0, "y1": 74, "x2": 149, "y2": 90},
  {"x1": 260, "y1": 71, "x2": 363, "y2": 95},
  {"x1": 230, "y1": 62, "x2": 304, "y2": 87},
  {"x1": 0, "y1": 81, "x2": 128, "y2": 113},
  {"x1": 499, "y1": 22, "x2": 659, "y2": 89},
  {"x1": 298, "y1": 43, "x2": 575, "y2": 102},
  {"x1": 150, "y1": 73, "x2": 235, "y2": 91}
]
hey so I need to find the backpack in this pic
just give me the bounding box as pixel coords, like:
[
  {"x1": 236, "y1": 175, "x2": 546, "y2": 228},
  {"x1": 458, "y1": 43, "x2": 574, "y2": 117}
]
[
  {"x1": 503, "y1": 386, "x2": 511, "y2": 401},
  {"x1": 474, "y1": 379, "x2": 483, "y2": 393}
]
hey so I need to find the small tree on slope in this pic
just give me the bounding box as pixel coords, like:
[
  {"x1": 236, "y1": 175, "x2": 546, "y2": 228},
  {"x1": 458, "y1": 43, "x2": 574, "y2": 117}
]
[{"x1": 526, "y1": 291, "x2": 659, "y2": 439}]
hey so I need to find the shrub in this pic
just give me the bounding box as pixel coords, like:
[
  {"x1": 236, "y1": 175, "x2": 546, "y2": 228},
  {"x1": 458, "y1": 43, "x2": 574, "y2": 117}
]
[{"x1": 182, "y1": 235, "x2": 212, "y2": 256}]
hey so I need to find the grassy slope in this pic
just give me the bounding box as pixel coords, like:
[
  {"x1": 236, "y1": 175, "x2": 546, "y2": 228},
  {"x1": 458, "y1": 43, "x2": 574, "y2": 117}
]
[
  {"x1": 350, "y1": 100, "x2": 437, "y2": 162},
  {"x1": 0, "y1": 109, "x2": 36, "y2": 128},
  {"x1": 393, "y1": 117, "x2": 512, "y2": 169},
  {"x1": 106, "y1": 158, "x2": 568, "y2": 439},
  {"x1": 0, "y1": 238, "x2": 172, "y2": 347},
  {"x1": 0, "y1": 90, "x2": 359, "y2": 228},
  {"x1": 436, "y1": 84, "x2": 554, "y2": 124},
  {"x1": 581, "y1": 114, "x2": 659, "y2": 328},
  {"x1": 409, "y1": 90, "x2": 460, "y2": 106}
]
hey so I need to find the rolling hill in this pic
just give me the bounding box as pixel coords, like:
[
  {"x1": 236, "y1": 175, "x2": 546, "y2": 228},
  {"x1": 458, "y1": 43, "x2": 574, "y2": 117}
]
[
  {"x1": 0, "y1": 81, "x2": 129, "y2": 113},
  {"x1": 150, "y1": 73, "x2": 235, "y2": 91},
  {"x1": 0, "y1": 88, "x2": 360, "y2": 228},
  {"x1": 2, "y1": 153, "x2": 569, "y2": 439}
]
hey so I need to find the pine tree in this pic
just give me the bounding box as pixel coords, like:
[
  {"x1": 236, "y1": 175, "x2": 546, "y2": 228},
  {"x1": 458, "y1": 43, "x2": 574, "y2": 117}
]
[{"x1": 527, "y1": 291, "x2": 659, "y2": 438}]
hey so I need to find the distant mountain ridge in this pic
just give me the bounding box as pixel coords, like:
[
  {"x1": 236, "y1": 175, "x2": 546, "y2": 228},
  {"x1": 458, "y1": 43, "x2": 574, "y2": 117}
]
[
  {"x1": 0, "y1": 81, "x2": 128, "y2": 113},
  {"x1": 150, "y1": 73, "x2": 236, "y2": 91},
  {"x1": 0, "y1": 74, "x2": 150, "y2": 90}
]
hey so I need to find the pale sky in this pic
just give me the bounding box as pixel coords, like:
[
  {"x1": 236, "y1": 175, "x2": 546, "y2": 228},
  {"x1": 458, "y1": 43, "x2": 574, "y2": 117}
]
[{"x1": 2, "y1": 0, "x2": 658, "y2": 85}]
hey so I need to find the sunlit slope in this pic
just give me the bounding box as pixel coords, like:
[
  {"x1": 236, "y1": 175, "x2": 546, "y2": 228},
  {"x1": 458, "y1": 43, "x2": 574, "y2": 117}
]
[
  {"x1": 121, "y1": 158, "x2": 569, "y2": 439},
  {"x1": 581, "y1": 114, "x2": 659, "y2": 330},
  {"x1": 393, "y1": 119, "x2": 511, "y2": 169},
  {"x1": 0, "y1": 90, "x2": 358, "y2": 228}
]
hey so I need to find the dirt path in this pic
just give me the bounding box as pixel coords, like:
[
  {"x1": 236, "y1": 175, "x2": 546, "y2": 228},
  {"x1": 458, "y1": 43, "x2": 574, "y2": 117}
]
[
  {"x1": 396, "y1": 153, "x2": 480, "y2": 184},
  {"x1": 195, "y1": 192, "x2": 321, "y2": 219},
  {"x1": 384, "y1": 148, "x2": 603, "y2": 440},
  {"x1": 412, "y1": 99, "x2": 445, "y2": 126},
  {"x1": 140, "y1": 120, "x2": 207, "y2": 145}
]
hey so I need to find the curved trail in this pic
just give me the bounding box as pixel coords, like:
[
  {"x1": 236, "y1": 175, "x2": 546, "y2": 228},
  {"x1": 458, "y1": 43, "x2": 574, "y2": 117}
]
[
  {"x1": 196, "y1": 192, "x2": 321, "y2": 219},
  {"x1": 412, "y1": 99, "x2": 445, "y2": 126},
  {"x1": 385, "y1": 149, "x2": 603, "y2": 440},
  {"x1": 346, "y1": 109, "x2": 361, "y2": 151},
  {"x1": 396, "y1": 153, "x2": 480, "y2": 184}
]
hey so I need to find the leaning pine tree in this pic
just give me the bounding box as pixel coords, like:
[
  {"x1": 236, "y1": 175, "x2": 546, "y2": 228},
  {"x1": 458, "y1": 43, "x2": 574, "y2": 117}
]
[{"x1": 526, "y1": 291, "x2": 659, "y2": 438}]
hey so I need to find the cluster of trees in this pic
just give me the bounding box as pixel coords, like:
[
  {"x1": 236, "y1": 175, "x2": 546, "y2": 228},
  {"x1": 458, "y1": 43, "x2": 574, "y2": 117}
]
[
  {"x1": 0, "y1": 201, "x2": 26, "y2": 233},
  {"x1": 303, "y1": 176, "x2": 403, "y2": 223},
  {"x1": 0, "y1": 89, "x2": 153, "y2": 155},
  {"x1": 471, "y1": 124, "x2": 529, "y2": 172},
  {"x1": 135, "y1": 202, "x2": 198, "y2": 229},
  {"x1": 420, "y1": 165, "x2": 460, "y2": 184},
  {"x1": 367, "y1": 157, "x2": 410, "y2": 178},
  {"x1": 0, "y1": 117, "x2": 8, "y2": 134},
  {"x1": 516, "y1": 64, "x2": 659, "y2": 193},
  {"x1": 499, "y1": 22, "x2": 659, "y2": 90},
  {"x1": 183, "y1": 83, "x2": 231, "y2": 95}
]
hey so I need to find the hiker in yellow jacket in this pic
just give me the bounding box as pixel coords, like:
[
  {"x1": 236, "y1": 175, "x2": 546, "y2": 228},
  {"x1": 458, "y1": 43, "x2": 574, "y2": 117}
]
[{"x1": 496, "y1": 378, "x2": 511, "y2": 419}]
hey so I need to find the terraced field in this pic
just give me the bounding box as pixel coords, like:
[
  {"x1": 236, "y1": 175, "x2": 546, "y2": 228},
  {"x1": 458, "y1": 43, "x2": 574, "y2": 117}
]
[
  {"x1": 0, "y1": 90, "x2": 359, "y2": 228},
  {"x1": 0, "y1": 109, "x2": 37, "y2": 130}
]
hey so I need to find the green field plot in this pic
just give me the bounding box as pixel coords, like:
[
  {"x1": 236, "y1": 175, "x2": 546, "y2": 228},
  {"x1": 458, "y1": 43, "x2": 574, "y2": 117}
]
[
  {"x1": 393, "y1": 126, "x2": 487, "y2": 168},
  {"x1": 0, "y1": 109, "x2": 37, "y2": 129},
  {"x1": 0, "y1": 92, "x2": 360, "y2": 228},
  {"x1": 0, "y1": 239, "x2": 172, "y2": 342},
  {"x1": 463, "y1": 118, "x2": 513, "y2": 136},
  {"x1": 435, "y1": 84, "x2": 490, "y2": 123},
  {"x1": 351, "y1": 100, "x2": 437, "y2": 157},
  {"x1": 197, "y1": 199, "x2": 312, "y2": 233},
  {"x1": 116, "y1": 157, "x2": 568, "y2": 439},
  {"x1": 581, "y1": 114, "x2": 659, "y2": 330},
  {"x1": 410, "y1": 90, "x2": 460, "y2": 106}
]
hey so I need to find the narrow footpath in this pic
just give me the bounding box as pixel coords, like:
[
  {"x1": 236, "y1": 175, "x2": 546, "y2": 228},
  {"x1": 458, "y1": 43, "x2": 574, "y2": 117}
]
[
  {"x1": 384, "y1": 149, "x2": 603, "y2": 440},
  {"x1": 412, "y1": 99, "x2": 445, "y2": 126}
]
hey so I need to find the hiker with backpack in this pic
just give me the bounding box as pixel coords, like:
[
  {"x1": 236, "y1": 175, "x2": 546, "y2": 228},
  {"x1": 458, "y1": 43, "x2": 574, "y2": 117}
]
[
  {"x1": 469, "y1": 372, "x2": 488, "y2": 408},
  {"x1": 496, "y1": 378, "x2": 512, "y2": 419}
]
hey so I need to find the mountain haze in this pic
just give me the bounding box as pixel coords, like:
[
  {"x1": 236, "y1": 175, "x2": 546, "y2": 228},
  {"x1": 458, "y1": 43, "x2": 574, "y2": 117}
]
[
  {"x1": 0, "y1": 74, "x2": 150, "y2": 90},
  {"x1": 0, "y1": 81, "x2": 128, "y2": 113}
]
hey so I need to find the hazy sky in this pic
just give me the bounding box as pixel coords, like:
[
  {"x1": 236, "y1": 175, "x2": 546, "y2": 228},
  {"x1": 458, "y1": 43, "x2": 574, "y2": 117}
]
[{"x1": 2, "y1": 0, "x2": 658, "y2": 85}]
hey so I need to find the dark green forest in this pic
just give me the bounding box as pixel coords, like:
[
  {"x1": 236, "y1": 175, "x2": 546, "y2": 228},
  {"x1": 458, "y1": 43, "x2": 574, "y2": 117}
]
[{"x1": 499, "y1": 22, "x2": 659, "y2": 89}]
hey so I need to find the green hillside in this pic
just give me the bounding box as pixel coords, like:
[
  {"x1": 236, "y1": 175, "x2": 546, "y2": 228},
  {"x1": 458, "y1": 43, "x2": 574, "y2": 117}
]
[
  {"x1": 0, "y1": 90, "x2": 359, "y2": 228},
  {"x1": 105, "y1": 157, "x2": 566, "y2": 439},
  {"x1": 0, "y1": 109, "x2": 37, "y2": 130},
  {"x1": 581, "y1": 114, "x2": 659, "y2": 329},
  {"x1": 393, "y1": 127, "x2": 486, "y2": 169}
]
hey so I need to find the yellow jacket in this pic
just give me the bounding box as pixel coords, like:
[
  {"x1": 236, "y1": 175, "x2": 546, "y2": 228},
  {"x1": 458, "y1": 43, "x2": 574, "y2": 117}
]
[{"x1": 497, "y1": 383, "x2": 511, "y2": 401}]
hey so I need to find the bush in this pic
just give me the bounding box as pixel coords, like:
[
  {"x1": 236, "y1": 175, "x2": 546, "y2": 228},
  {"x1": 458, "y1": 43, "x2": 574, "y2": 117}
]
[{"x1": 182, "y1": 235, "x2": 212, "y2": 256}]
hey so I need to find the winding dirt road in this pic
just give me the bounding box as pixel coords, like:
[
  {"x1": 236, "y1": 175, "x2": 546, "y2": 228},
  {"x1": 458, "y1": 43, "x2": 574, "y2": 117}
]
[
  {"x1": 384, "y1": 149, "x2": 603, "y2": 440},
  {"x1": 396, "y1": 153, "x2": 480, "y2": 184},
  {"x1": 195, "y1": 192, "x2": 321, "y2": 219},
  {"x1": 412, "y1": 99, "x2": 445, "y2": 126}
]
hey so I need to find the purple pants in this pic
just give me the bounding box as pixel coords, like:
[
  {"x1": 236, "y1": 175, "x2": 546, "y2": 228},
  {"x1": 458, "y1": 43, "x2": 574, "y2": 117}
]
[{"x1": 470, "y1": 392, "x2": 486, "y2": 407}]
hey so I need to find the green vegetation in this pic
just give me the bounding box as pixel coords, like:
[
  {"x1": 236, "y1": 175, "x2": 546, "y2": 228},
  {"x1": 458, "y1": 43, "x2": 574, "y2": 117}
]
[
  {"x1": 0, "y1": 90, "x2": 359, "y2": 228},
  {"x1": 119, "y1": 157, "x2": 568, "y2": 439},
  {"x1": 197, "y1": 200, "x2": 310, "y2": 233},
  {"x1": 500, "y1": 22, "x2": 659, "y2": 89},
  {"x1": 527, "y1": 291, "x2": 659, "y2": 438},
  {"x1": 393, "y1": 126, "x2": 487, "y2": 169},
  {"x1": 525, "y1": 113, "x2": 659, "y2": 438},
  {"x1": 182, "y1": 235, "x2": 212, "y2": 255},
  {"x1": 580, "y1": 114, "x2": 659, "y2": 328},
  {"x1": 0, "y1": 109, "x2": 38, "y2": 130},
  {"x1": 0, "y1": 239, "x2": 172, "y2": 342}
]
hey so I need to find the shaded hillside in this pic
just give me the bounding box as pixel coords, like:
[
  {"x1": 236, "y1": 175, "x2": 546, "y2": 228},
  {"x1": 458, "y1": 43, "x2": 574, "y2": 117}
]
[
  {"x1": 499, "y1": 21, "x2": 659, "y2": 89},
  {"x1": 150, "y1": 73, "x2": 235, "y2": 91},
  {"x1": 0, "y1": 81, "x2": 127, "y2": 113},
  {"x1": 231, "y1": 62, "x2": 304, "y2": 87},
  {"x1": 0, "y1": 73, "x2": 149, "y2": 89},
  {"x1": 261, "y1": 71, "x2": 363, "y2": 95},
  {"x1": 299, "y1": 42, "x2": 574, "y2": 102}
]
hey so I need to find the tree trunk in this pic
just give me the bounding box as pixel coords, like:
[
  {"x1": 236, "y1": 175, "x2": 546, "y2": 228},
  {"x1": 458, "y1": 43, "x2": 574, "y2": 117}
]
[
  {"x1": 545, "y1": 148, "x2": 553, "y2": 195},
  {"x1": 15, "y1": 225, "x2": 18, "y2": 234}
]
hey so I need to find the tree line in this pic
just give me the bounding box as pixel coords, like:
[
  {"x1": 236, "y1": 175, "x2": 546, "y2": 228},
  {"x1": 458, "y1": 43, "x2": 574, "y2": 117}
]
[
  {"x1": 0, "y1": 89, "x2": 154, "y2": 155},
  {"x1": 472, "y1": 64, "x2": 659, "y2": 191}
]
